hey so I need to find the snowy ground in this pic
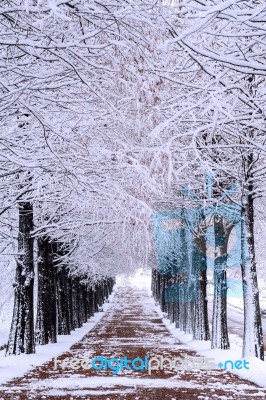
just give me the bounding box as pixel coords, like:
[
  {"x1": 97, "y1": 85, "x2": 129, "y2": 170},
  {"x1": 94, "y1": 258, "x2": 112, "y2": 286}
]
[
  {"x1": 0, "y1": 270, "x2": 265, "y2": 399},
  {"x1": 0, "y1": 271, "x2": 265, "y2": 399},
  {"x1": 0, "y1": 287, "x2": 116, "y2": 385},
  {"x1": 130, "y1": 271, "x2": 266, "y2": 388}
]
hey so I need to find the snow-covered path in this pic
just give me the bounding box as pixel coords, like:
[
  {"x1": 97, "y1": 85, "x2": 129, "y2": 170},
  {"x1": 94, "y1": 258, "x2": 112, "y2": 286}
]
[{"x1": 0, "y1": 278, "x2": 265, "y2": 399}]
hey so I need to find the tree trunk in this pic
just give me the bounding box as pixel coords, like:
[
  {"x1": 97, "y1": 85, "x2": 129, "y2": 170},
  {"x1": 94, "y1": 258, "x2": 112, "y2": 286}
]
[
  {"x1": 174, "y1": 275, "x2": 180, "y2": 329},
  {"x1": 6, "y1": 202, "x2": 35, "y2": 355},
  {"x1": 194, "y1": 268, "x2": 209, "y2": 340},
  {"x1": 35, "y1": 237, "x2": 57, "y2": 344},
  {"x1": 241, "y1": 192, "x2": 264, "y2": 360},
  {"x1": 56, "y1": 266, "x2": 71, "y2": 335},
  {"x1": 211, "y1": 215, "x2": 232, "y2": 349},
  {"x1": 193, "y1": 215, "x2": 210, "y2": 341}
]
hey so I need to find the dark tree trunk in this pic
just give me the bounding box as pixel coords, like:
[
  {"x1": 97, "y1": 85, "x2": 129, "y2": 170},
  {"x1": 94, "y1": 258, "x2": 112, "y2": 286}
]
[
  {"x1": 152, "y1": 269, "x2": 160, "y2": 303},
  {"x1": 180, "y1": 221, "x2": 194, "y2": 334},
  {"x1": 241, "y1": 191, "x2": 264, "y2": 360},
  {"x1": 35, "y1": 237, "x2": 57, "y2": 344},
  {"x1": 78, "y1": 279, "x2": 87, "y2": 324},
  {"x1": 211, "y1": 215, "x2": 232, "y2": 349},
  {"x1": 193, "y1": 216, "x2": 210, "y2": 341},
  {"x1": 194, "y1": 267, "x2": 209, "y2": 340},
  {"x1": 174, "y1": 275, "x2": 180, "y2": 329},
  {"x1": 160, "y1": 275, "x2": 166, "y2": 312},
  {"x1": 6, "y1": 202, "x2": 35, "y2": 355},
  {"x1": 87, "y1": 285, "x2": 94, "y2": 318},
  {"x1": 68, "y1": 276, "x2": 75, "y2": 331},
  {"x1": 179, "y1": 285, "x2": 186, "y2": 331},
  {"x1": 56, "y1": 266, "x2": 71, "y2": 335},
  {"x1": 240, "y1": 76, "x2": 264, "y2": 360}
]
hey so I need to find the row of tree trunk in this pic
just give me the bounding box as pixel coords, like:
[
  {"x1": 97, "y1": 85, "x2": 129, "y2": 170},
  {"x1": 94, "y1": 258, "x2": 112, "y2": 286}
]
[
  {"x1": 152, "y1": 269, "x2": 208, "y2": 340},
  {"x1": 6, "y1": 202, "x2": 115, "y2": 355},
  {"x1": 151, "y1": 205, "x2": 264, "y2": 360}
]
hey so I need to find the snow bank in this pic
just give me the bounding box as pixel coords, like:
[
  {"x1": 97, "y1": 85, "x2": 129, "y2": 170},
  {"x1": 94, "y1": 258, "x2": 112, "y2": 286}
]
[
  {"x1": 155, "y1": 302, "x2": 266, "y2": 388},
  {"x1": 0, "y1": 284, "x2": 117, "y2": 385}
]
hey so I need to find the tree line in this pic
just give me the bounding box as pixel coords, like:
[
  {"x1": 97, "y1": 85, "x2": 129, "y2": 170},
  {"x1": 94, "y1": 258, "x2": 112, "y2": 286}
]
[{"x1": 0, "y1": 1, "x2": 265, "y2": 361}]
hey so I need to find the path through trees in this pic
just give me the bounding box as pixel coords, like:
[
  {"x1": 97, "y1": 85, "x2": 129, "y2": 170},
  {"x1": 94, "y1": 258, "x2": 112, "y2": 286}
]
[{"x1": 0, "y1": 278, "x2": 265, "y2": 399}]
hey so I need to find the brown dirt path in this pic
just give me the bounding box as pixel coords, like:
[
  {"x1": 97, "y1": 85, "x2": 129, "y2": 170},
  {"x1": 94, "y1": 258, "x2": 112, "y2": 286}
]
[{"x1": 0, "y1": 280, "x2": 265, "y2": 400}]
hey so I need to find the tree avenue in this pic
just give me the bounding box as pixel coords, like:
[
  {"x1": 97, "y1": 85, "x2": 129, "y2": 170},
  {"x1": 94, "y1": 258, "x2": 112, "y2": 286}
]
[{"x1": 0, "y1": 0, "x2": 265, "y2": 361}]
